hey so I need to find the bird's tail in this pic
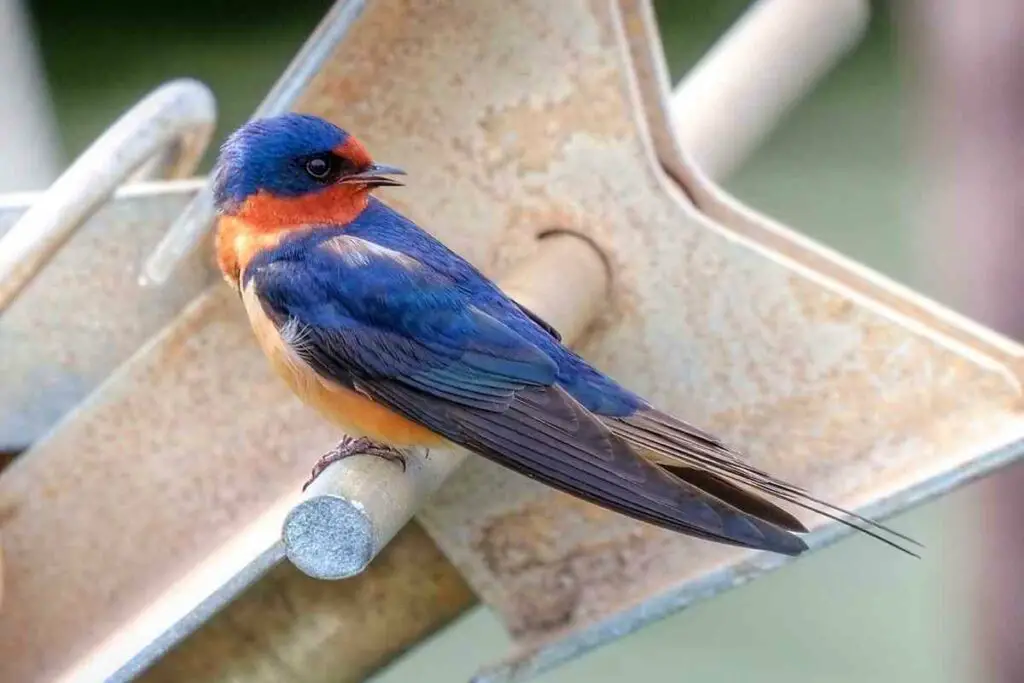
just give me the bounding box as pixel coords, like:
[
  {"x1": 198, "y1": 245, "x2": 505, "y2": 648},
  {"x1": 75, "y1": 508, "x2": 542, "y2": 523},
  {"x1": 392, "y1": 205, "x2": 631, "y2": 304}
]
[{"x1": 605, "y1": 407, "x2": 922, "y2": 557}]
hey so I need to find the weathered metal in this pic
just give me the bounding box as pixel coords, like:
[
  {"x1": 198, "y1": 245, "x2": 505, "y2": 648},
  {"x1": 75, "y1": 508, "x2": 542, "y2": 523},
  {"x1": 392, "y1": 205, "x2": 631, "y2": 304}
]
[
  {"x1": 136, "y1": 523, "x2": 475, "y2": 683},
  {"x1": 0, "y1": 78, "x2": 218, "y2": 452},
  {"x1": 0, "y1": 181, "x2": 215, "y2": 451},
  {"x1": 0, "y1": 79, "x2": 214, "y2": 314},
  {"x1": 4, "y1": 2, "x2": 1021, "y2": 683}
]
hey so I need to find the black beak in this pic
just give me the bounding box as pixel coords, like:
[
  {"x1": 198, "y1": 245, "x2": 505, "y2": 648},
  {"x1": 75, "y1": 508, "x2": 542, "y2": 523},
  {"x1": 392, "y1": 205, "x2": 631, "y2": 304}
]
[{"x1": 340, "y1": 163, "x2": 406, "y2": 188}]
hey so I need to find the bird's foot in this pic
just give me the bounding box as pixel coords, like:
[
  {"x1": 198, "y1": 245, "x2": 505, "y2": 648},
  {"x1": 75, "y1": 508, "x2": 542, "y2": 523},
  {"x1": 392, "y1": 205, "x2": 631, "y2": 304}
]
[{"x1": 302, "y1": 436, "x2": 407, "y2": 491}]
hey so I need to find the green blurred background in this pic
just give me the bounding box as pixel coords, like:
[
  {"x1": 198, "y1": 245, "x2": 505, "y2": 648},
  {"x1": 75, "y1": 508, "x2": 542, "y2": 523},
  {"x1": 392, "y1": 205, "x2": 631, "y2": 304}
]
[{"x1": 18, "y1": 0, "x2": 982, "y2": 681}]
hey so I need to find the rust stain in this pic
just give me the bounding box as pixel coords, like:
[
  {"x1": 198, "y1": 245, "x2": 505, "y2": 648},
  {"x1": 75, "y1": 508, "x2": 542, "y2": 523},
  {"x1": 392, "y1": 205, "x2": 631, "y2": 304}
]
[
  {"x1": 476, "y1": 66, "x2": 633, "y2": 175},
  {"x1": 474, "y1": 501, "x2": 565, "y2": 576},
  {"x1": 0, "y1": 499, "x2": 18, "y2": 529}
]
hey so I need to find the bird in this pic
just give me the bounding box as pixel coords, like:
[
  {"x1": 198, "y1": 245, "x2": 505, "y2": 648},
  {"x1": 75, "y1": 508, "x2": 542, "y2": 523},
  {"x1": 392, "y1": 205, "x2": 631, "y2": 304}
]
[{"x1": 212, "y1": 113, "x2": 918, "y2": 558}]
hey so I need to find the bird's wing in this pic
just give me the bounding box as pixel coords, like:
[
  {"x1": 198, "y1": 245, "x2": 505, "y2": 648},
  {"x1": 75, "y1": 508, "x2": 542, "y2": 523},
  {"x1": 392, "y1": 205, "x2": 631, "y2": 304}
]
[
  {"x1": 511, "y1": 301, "x2": 562, "y2": 342},
  {"x1": 248, "y1": 234, "x2": 807, "y2": 555},
  {"x1": 606, "y1": 407, "x2": 921, "y2": 555}
]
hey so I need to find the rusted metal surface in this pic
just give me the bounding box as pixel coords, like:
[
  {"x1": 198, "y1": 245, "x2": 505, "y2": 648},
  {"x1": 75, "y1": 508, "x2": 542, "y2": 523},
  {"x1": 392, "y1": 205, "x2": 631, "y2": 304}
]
[
  {"x1": 0, "y1": 181, "x2": 214, "y2": 450},
  {"x1": 1, "y1": 1, "x2": 1022, "y2": 682},
  {"x1": 0, "y1": 282, "x2": 338, "y2": 683},
  {"x1": 628, "y1": 0, "x2": 1024, "y2": 376},
  {"x1": 138, "y1": 523, "x2": 474, "y2": 683},
  {"x1": 0, "y1": 76, "x2": 218, "y2": 453},
  {"x1": 296, "y1": 0, "x2": 1022, "y2": 679}
]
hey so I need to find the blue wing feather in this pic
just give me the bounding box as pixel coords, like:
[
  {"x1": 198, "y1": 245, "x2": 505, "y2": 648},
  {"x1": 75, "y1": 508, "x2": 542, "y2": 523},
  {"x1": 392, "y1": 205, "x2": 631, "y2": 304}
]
[{"x1": 248, "y1": 233, "x2": 558, "y2": 410}]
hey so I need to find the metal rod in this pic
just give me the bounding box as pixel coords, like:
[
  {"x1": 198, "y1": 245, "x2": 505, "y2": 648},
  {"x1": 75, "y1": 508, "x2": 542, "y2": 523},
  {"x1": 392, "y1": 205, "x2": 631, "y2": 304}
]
[
  {"x1": 0, "y1": 79, "x2": 215, "y2": 313},
  {"x1": 671, "y1": 0, "x2": 870, "y2": 180},
  {"x1": 282, "y1": 231, "x2": 609, "y2": 579}
]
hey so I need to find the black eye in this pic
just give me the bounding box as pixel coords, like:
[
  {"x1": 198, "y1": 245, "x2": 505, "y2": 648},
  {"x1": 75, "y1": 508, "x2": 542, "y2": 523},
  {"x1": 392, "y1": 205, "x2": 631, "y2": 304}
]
[{"x1": 305, "y1": 156, "x2": 332, "y2": 180}]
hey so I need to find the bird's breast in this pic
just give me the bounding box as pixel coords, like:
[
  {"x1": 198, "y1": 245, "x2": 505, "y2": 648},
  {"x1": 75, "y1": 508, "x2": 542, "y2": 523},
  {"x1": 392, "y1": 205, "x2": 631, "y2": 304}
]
[{"x1": 240, "y1": 283, "x2": 445, "y2": 447}]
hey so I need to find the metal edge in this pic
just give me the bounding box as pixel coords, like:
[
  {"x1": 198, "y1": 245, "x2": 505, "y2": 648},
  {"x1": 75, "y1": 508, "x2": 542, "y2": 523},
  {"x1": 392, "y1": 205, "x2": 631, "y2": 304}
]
[
  {"x1": 107, "y1": 543, "x2": 286, "y2": 683},
  {"x1": 472, "y1": 433, "x2": 1024, "y2": 683},
  {"x1": 0, "y1": 179, "x2": 204, "y2": 213}
]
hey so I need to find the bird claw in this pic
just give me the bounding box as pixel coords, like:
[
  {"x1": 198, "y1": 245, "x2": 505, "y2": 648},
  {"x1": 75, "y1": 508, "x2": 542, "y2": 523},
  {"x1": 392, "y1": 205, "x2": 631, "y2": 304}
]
[{"x1": 302, "y1": 436, "x2": 408, "y2": 491}]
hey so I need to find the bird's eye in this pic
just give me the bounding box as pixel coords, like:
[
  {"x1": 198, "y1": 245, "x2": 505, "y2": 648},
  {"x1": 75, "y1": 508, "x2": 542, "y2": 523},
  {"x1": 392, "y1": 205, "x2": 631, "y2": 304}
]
[{"x1": 305, "y1": 156, "x2": 332, "y2": 180}]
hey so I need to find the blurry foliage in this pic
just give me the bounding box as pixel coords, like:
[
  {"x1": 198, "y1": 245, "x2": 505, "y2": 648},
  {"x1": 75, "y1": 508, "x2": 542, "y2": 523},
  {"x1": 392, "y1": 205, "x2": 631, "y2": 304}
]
[{"x1": 25, "y1": 0, "x2": 329, "y2": 168}]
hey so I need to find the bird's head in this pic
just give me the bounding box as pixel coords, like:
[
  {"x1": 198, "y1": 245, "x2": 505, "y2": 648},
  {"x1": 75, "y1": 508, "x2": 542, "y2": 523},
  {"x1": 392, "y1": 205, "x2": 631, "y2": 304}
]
[{"x1": 212, "y1": 113, "x2": 405, "y2": 227}]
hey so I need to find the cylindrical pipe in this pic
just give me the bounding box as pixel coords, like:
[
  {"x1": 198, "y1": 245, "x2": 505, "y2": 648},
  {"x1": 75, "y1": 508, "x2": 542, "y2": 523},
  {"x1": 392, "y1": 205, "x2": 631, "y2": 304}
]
[
  {"x1": 282, "y1": 232, "x2": 610, "y2": 579},
  {"x1": 671, "y1": 0, "x2": 870, "y2": 180}
]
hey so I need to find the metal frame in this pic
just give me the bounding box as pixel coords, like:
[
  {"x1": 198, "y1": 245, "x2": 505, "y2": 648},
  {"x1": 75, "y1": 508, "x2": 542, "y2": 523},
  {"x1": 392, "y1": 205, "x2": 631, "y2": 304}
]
[{"x1": 2, "y1": 2, "x2": 1022, "y2": 683}]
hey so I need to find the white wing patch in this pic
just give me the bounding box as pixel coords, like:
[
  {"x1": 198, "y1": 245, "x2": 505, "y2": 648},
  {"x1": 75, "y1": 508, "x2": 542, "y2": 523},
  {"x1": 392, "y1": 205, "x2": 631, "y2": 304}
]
[{"x1": 319, "y1": 234, "x2": 422, "y2": 270}]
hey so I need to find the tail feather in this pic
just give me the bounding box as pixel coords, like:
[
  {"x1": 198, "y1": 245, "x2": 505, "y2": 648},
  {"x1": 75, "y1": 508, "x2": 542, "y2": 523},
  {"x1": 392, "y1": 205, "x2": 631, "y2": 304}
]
[
  {"x1": 658, "y1": 464, "x2": 808, "y2": 533},
  {"x1": 607, "y1": 407, "x2": 922, "y2": 557}
]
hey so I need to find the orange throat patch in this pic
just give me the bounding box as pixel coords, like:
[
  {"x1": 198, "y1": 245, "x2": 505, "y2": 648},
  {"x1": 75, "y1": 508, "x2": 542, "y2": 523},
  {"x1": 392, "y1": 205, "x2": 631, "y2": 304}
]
[{"x1": 214, "y1": 185, "x2": 370, "y2": 286}]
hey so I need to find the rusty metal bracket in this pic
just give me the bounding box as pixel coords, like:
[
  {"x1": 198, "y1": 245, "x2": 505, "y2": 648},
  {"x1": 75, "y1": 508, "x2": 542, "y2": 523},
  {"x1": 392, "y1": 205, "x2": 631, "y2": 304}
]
[{"x1": 2, "y1": 2, "x2": 1022, "y2": 683}]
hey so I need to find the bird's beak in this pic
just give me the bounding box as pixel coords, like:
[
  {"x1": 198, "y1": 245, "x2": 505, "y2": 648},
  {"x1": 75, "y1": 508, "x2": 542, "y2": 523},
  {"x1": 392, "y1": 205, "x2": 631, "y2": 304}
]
[{"x1": 340, "y1": 163, "x2": 407, "y2": 188}]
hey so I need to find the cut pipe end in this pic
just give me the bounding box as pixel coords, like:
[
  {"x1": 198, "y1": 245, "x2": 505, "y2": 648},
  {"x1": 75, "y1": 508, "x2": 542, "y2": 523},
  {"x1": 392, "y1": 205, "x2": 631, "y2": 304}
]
[{"x1": 283, "y1": 494, "x2": 377, "y2": 579}]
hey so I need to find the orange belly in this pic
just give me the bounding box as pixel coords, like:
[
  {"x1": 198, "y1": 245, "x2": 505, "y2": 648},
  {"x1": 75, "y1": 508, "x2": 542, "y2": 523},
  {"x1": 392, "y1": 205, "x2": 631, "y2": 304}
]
[{"x1": 241, "y1": 284, "x2": 445, "y2": 447}]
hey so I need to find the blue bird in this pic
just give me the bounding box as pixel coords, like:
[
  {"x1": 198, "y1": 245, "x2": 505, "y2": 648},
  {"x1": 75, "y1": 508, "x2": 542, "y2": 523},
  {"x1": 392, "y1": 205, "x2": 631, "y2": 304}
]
[{"x1": 213, "y1": 113, "x2": 916, "y2": 557}]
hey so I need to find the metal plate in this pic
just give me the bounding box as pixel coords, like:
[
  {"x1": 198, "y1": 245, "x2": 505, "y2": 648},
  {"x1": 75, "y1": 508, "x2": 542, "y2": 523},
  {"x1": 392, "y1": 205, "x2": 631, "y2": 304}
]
[
  {"x1": 288, "y1": 1, "x2": 1024, "y2": 679},
  {"x1": 0, "y1": 181, "x2": 214, "y2": 449}
]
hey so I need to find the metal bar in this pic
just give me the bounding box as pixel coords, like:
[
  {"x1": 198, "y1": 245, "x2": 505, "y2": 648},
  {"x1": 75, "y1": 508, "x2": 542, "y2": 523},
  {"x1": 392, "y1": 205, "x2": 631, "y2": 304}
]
[
  {"x1": 670, "y1": 0, "x2": 869, "y2": 179},
  {"x1": 0, "y1": 181, "x2": 214, "y2": 451},
  {"x1": 137, "y1": 524, "x2": 474, "y2": 683},
  {"x1": 283, "y1": 232, "x2": 609, "y2": 579},
  {"x1": 0, "y1": 79, "x2": 215, "y2": 312}
]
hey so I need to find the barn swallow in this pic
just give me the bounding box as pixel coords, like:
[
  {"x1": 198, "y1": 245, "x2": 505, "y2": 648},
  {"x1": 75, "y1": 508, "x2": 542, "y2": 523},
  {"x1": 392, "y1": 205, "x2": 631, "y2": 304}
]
[{"x1": 212, "y1": 113, "x2": 917, "y2": 557}]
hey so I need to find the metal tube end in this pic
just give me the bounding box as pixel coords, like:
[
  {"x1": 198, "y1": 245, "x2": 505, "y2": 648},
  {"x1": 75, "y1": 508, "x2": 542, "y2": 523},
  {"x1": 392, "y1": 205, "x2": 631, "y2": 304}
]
[{"x1": 283, "y1": 493, "x2": 376, "y2": 579}]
